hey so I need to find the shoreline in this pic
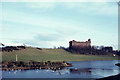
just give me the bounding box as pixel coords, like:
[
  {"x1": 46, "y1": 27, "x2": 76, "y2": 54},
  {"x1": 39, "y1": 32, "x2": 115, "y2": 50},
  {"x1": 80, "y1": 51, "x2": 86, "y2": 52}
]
[
  {"x1": 97, "y1": 74, "x2": 120, "y2": 80},
  {"x1": 1, "y1": 59, "x2": 119, "y2": 71},
  {"x1": 2, "y1": 58, "x2": 120, "y2": 63},
  {"x1": 1, "y1": 61, "x2": 72, "y2": 71},
  {"x1": 47, "y1": 58, "x2": 120, "y2": 62},
  {"x1": 67, "y1": 59, "x2": 120, "y2": 62},
  {"x1": 1, "y1": 60, "x2": 119, "y2": 79}
]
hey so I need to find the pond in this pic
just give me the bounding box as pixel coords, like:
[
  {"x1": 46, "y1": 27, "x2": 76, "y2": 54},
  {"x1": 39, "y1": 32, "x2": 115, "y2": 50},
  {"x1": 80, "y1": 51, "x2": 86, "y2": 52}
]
[{"x1": 2, "y1": 60, "x2": 120, "y2": 78}]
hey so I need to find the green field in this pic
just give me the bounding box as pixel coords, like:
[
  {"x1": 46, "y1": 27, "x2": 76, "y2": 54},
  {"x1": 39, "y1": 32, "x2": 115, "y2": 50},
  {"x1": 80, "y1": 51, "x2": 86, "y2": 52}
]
[{"x1": 2, "y1": 47, "x2": 120, "y2": 62}]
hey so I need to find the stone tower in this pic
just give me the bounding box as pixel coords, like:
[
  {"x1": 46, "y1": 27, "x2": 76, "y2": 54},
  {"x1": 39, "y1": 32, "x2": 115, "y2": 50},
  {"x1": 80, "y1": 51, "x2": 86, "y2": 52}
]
[{"x1": 69, "y1": 39, "x2": 91, "y2": 49}]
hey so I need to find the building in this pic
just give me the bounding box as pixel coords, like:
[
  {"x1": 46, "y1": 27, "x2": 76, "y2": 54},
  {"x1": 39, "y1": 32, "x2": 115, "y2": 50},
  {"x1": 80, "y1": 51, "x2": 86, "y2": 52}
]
[{"x1": 69, "y1": 39, "x2": 91, "y2": 49}]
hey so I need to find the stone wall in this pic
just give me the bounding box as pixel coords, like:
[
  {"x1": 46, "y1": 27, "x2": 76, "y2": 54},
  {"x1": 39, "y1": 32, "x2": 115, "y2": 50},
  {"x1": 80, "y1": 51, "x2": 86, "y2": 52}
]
[{"x1": 69, "y1": 39, "x2": 91, "y2": 48}]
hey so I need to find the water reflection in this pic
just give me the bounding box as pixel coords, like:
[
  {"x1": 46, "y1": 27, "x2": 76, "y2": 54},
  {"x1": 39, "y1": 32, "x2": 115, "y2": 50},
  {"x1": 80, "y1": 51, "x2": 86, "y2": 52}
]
[
  {"x1": 2, "y1": 60, "x2": 120, "y2": 78},
  {"x1": 68, "y1": 60, "x2": 120, "y2": 78},
  {"x1": 70, "y1": 68, "x2": 91, "y2": 74}
]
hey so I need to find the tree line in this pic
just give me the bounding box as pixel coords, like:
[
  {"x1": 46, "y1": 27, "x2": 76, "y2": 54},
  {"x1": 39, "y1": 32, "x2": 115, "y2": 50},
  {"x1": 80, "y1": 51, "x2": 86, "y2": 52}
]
[
  {"x1": 64, "y1": 46, "x2": 120, "y2": 56},
  {"x1": 0, "y1": 46, "x2": 26, "y2": 52}
]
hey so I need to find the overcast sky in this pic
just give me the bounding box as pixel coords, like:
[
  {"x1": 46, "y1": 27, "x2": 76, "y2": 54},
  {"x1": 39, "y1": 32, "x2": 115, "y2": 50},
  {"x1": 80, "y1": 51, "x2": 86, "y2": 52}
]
[{"x1": 1, "y1": 2, "x2": 118, "y2": 49}]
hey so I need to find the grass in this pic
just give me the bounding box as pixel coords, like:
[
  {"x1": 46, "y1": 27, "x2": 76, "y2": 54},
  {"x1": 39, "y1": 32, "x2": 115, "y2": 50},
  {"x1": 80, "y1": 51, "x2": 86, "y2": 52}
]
[{"x1": 2, "y1": 47, "x2": 120, "y2": 62}]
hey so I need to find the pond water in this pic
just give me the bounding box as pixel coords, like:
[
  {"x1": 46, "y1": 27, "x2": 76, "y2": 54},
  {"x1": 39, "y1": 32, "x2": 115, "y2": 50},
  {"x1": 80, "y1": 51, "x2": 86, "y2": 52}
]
[{"x1": 2, "y1": 60, "x2": 120, "y2": 78}]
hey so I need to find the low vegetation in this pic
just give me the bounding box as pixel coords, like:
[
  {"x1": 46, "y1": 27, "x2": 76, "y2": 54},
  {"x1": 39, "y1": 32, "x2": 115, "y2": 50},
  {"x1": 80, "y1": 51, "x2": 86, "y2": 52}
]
[{"x1": 1, "y1": 60, "x2": 72, "y2": 70}]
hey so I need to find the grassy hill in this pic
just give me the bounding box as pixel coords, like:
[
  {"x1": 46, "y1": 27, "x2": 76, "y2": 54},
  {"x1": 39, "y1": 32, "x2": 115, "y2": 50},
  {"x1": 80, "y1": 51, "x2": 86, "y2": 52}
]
[{"x1": 2, "y1": 47, "x2": 119, "y2": 62}]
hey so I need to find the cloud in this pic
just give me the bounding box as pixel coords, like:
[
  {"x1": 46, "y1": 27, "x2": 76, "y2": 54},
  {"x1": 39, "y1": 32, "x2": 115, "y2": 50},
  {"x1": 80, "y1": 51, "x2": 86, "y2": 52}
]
[
  {"x1": 26, "y1": 3, "x2": 56, "y2": 9},
  {"x1": 25, "y1": 2, "x2": 57, "y2": 12},
  {"x1": 1, "y1": 40, "x2": 24, "y2": 46},
  {"x1": 1, "y1": 0, "x2": 118, "y2": 2},
  {"x1": 34, "y1": 33, "x2": 62, "y2": 41},
  {"x1": 11, "y1": 38, "x2": 67, "y2": 48},
  {"x1": 63, "y1": 2, "x2": 117, "y2": 16},
  {"x1": 2, "y1": 6, "x2": 93, "y2": 34},
  {"x1": 2, "y1": 2, "x2": 118, "y2": 49}
]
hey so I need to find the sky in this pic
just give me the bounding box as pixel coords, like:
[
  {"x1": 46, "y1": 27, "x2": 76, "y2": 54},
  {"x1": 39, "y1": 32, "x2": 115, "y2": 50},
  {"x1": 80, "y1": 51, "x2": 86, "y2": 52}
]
[{"x1": 1, "y1": 2, "x2": 118, "y2": 49}]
